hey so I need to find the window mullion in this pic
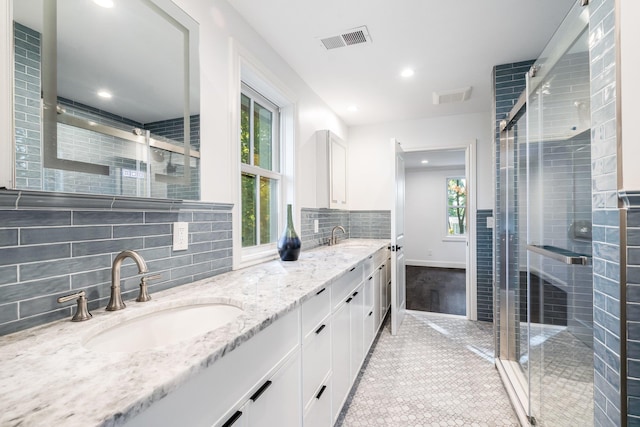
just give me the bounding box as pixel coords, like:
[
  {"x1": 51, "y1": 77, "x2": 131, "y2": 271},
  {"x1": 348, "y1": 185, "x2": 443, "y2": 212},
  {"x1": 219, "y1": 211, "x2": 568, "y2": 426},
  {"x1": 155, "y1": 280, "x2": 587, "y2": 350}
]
[
  {"x1": 249, "y1": 98, "x2": 255, "y2": 167},
  {"x1": 254, "y1": 174, "x2": 262, "y2": 246}
]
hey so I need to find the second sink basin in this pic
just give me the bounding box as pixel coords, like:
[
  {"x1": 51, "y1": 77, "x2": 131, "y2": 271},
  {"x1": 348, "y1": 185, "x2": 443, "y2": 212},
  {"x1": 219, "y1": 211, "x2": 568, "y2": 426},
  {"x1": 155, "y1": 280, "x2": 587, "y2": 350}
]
[{"x1": 84, "y1": 303, "x2": 244, "y2": 353}]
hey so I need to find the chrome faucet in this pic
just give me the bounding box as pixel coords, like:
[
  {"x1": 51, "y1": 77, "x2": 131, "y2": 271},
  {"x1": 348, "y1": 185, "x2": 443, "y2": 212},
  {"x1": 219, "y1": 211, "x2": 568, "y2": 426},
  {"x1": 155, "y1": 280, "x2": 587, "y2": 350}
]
[
  {"x1": 107, "y1": 250, "x2": 148, "y2": 311},
  {"x1": 330, "y1": 225, "x2": 346, "y2": 246}
]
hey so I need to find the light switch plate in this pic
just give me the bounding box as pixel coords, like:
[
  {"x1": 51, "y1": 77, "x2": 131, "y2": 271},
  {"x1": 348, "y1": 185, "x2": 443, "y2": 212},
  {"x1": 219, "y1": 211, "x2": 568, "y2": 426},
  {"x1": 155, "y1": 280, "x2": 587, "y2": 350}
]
[
  {"x1": 486, "y1": 217, "x2": 495, "y2": 229},
  {"x1": 314, "y1": 219, "x2": 319, "y2": 233},
  {"x1": 173, "y1": 222, "x2": 189, "y2": 251}
]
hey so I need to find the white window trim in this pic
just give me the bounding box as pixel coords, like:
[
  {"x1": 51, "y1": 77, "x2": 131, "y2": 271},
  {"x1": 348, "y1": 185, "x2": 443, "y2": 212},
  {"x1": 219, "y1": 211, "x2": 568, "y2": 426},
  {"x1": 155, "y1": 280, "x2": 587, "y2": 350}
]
[{"x1": 230, "y1": 39, "x2": 297, "y2": 270}]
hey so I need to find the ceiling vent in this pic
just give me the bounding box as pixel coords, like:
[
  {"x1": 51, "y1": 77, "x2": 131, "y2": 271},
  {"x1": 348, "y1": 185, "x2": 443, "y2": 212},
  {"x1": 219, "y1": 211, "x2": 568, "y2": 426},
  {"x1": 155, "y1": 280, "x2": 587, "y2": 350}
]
[
  {"x1": 433, "y1": 87, "x2": 472, "y2": 105},
  {"x1": 319, "y1": 26, "x2": 371, "y2": 50}
]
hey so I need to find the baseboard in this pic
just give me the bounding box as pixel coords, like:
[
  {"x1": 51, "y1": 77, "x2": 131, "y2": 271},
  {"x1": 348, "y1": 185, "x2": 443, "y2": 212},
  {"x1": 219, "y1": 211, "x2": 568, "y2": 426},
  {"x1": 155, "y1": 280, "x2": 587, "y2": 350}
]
[{"x1": 406, "y1": 259, "x2": 466, "y2": 269}]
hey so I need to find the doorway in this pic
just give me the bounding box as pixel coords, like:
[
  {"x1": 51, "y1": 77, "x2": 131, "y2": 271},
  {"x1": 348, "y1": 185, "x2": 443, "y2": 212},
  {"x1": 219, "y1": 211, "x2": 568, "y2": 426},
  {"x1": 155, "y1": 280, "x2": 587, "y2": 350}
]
[{"x1": 403, "y1": 142, "x2": 477, "y2": 319}]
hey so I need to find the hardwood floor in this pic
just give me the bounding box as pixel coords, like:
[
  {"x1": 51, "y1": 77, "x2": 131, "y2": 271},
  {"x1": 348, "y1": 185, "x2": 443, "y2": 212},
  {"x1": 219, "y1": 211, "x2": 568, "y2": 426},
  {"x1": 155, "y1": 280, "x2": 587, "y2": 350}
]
[{"x1": 405, "y1": 266, "x2": 466, "y2": 316}]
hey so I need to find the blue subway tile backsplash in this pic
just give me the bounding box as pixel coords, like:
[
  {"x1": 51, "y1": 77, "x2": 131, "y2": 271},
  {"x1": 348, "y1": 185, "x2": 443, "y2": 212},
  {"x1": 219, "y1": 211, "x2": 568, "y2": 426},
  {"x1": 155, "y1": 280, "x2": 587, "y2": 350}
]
[
  {"x1": 0, "y1": 190, "x2": 232, "y2": 336},
  {"x1": 300, "y1": 208, "x2": 390, "y2": 250}
]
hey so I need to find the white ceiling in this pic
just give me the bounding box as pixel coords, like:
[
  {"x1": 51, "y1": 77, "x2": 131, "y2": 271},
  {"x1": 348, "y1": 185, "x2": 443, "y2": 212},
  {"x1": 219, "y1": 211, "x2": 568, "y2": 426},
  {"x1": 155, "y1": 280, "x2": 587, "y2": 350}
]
[{"x1": 227, "y1": 0, "x2": 575, "y2": 127}]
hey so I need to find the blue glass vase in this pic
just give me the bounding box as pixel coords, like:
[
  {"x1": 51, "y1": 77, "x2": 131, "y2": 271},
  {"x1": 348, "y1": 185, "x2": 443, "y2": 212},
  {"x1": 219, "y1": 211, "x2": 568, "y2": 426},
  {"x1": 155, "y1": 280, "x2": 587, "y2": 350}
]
[{"x1": 278, "y1": 204, "x2": 301, "y2": 261}]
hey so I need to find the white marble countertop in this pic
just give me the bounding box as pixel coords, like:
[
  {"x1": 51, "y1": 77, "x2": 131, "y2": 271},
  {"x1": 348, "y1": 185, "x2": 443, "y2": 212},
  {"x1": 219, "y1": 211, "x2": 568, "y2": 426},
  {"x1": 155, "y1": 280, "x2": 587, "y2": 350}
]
[{"x1": 0, "y1": 239, "x2": 389, "y2": 427}]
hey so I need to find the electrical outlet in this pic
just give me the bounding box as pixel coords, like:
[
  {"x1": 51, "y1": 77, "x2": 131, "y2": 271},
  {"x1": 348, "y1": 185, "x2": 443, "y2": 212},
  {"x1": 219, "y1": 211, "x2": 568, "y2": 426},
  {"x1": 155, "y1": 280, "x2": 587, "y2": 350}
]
[
  {"x1": 173, "y1": 222, "x2": 189, "y2": 251},
  {"x1": 428, "y1": 249, "x2": 433, "y2": 256},
  {"x1": 314, "y1": 219, "x2": 319, "y2": 233}
]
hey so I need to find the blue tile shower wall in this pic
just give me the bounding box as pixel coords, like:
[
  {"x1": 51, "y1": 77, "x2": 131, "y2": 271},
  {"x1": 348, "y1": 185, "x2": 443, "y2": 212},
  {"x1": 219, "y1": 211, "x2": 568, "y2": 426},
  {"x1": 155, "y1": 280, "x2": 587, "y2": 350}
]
[
  {"x1": 476, "y1": 209, "x2": 493, "y2": 322},
  {"x1": 0, "y1": 191, "x2": 232, "y2": 337},
  {"x1": 13, "y1": 22, "x2": 42, "y2": 190},
  {"x1": 145, "y1": 115, "x2": 201, "y2": 200},
  {"x1": 12, "y1": 22, "x2": 200, "y2": 200},
  {"x1": 589, "y1": 0, "x2": 623, "y2": 425},
  {"x1": 300, "y1": 208, "x2": 391, "y2": 250},
  {"x1": 492, "y1": 59, "x2": 535, "y2": 328},
  {"x1": 628, "y1": 206, "x2": 640, "y2": 427}
]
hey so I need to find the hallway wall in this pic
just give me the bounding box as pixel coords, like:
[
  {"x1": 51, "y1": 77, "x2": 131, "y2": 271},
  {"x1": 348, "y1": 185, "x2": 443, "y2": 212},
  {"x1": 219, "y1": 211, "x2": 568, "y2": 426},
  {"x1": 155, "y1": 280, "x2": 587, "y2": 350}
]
[{"x1": 405, "y1": 166, "x2": 466, "y2": 269}]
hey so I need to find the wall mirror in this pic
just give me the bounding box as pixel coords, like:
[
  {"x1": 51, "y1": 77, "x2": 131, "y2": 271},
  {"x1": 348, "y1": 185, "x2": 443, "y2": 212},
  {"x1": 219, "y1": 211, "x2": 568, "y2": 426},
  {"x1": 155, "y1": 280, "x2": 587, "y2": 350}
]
[{"x1": 12, "y1": 0, "x2": 200, "y2": 199}]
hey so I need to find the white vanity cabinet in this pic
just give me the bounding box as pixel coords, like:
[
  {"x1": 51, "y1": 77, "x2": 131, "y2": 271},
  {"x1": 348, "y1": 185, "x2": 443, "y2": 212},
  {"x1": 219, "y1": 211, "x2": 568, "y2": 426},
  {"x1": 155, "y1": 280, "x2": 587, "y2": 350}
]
[
  {"x1": 123, "y1": 308, "x2": 301, "y2": 427},
  {"x1": 122, "y1": 245, "x2": 390, "y2": 427},
  {"x1": 363, "y1": 272, "x2": 376, "y2": 352},
  {"x1": 330, "y1": 265, "x2": 364, "y2": 423},
  {"x1": 301, "y1": 286, "x2": 332, "y2": 426},
  {"x1": 242, "y1": 351, "x2": 301, "y2": 427},
  {"x1": 316, "y1": 130, "x2": 348, "y2": 209}
]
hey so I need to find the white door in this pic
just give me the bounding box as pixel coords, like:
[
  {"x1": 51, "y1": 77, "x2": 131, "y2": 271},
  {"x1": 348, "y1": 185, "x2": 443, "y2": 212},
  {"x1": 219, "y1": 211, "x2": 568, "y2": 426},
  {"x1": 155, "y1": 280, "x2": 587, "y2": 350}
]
[{"x1": 390, "y1": 138, "x2": 406, "y2": 335}]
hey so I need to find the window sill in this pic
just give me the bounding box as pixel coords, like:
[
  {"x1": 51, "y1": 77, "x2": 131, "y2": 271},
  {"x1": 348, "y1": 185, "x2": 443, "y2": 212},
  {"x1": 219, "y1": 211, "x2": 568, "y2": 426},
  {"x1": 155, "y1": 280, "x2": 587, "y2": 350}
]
[
  {"x1": 442, "y1": 236, "x2": 466, "y2": 243},
  {"x1": 238, "y1": 243, "x2": 279, "y2": 269}
]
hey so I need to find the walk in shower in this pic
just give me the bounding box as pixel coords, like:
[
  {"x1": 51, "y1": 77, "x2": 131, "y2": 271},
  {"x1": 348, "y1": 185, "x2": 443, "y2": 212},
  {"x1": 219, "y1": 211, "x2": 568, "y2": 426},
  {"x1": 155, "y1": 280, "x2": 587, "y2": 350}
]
[{"x1": 495, "y1": 2, "x2": 593, "y2": 426}]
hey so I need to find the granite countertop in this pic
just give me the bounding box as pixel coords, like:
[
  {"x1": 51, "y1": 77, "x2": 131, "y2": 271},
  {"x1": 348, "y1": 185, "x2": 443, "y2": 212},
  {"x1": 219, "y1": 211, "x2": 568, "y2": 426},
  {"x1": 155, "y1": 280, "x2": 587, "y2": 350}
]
[{"x1": 0, "y1": 239, "x2": 389, "y2": 427}]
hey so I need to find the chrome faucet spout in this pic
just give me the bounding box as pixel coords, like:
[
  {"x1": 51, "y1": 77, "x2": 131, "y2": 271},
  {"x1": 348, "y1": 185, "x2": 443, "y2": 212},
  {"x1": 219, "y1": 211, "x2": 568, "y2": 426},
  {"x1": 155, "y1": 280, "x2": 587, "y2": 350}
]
[
  {"x1": 330, "y1": 225, "x2": 346, "y2": 246},
  {"x1": 106, "y1": 250, "x2": 148, "y2": 311}
]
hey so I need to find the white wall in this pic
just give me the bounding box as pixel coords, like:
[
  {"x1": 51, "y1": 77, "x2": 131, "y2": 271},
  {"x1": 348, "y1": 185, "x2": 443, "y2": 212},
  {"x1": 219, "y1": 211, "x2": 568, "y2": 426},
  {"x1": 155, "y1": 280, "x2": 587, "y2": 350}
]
[
  {"x1": 405, "y1": 166, "x2": 466, "y2": 268},
  {"x1": 621, "y1": 0, "x2": 640, "y2": 191},
  {"x1": 348, "y1": 112, "x2": 493, "y2": 211},
  {"x1": 0, "y1": 0, "x2": 347, "y2": 210}
]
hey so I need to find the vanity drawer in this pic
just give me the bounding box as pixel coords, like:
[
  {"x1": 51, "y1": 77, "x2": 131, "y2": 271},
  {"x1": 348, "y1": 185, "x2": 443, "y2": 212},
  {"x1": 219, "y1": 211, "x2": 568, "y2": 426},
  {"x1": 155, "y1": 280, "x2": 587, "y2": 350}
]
[
  {"x1": 303, "y1": 375, "x2": 332, "y2": 427},
  {"x1": 302, "y1": 285, "x2": 331, "y2": 338},
  {"x1": 331, "y1": 264, "x2": 362, "y2": 309},
  {"x1": 302, "y1": 318, "x2": 331, "y2": 406}
]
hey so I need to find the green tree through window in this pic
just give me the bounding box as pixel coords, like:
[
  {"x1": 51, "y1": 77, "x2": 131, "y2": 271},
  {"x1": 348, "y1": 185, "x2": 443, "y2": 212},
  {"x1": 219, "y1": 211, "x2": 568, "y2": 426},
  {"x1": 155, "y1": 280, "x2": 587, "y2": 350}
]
[
  {"x1": 447, "y1": 177, "x2": 466, "y2": 235},
  {"x1": 240, "y1": 85, "x2": 280, "y2": 248}
]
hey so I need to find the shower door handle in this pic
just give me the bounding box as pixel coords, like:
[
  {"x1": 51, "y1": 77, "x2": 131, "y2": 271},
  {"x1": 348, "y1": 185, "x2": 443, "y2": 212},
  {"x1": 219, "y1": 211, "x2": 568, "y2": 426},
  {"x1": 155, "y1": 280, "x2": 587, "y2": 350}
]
[{"x1": 526, "y1": 244, "x2": 591, "y2": 265}]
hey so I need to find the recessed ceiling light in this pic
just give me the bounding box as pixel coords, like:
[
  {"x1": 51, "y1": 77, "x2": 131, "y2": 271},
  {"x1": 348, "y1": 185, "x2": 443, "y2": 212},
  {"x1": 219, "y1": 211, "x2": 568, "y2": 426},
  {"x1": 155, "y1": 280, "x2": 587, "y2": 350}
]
[
  {"x1": 97, "y1": 90, "x2": 112, "y2": 99},
  {"x1": 421, "y1": 160, "x2": 429, "y2": 164},
  {"x1": 93, "y1": 0, "x2": 114, "y2": 8},
  {"x1": 400, "y1": 68, "x2": 415, "y2": 78},
  {"x1": 347, "y1": 105, "x2": 358, "y2": 112}
]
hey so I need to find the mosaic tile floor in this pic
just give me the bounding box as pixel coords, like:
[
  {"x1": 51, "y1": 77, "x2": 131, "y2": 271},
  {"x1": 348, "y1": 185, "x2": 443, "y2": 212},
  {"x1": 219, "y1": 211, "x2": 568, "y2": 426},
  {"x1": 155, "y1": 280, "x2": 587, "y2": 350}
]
[
  {"x1": 336, "y1": 311, "x2": 520, "y2": 427},
  {"x1": 522, "y1": 325, "x2": 594, "y2": 427}
]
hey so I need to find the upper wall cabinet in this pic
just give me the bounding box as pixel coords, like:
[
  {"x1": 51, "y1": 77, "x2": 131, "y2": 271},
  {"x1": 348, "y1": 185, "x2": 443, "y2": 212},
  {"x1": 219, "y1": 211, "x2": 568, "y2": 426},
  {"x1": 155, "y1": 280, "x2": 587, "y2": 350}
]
[
  {"x1": 316, "y1": 130, "x2": 347, "y2": 209},
  {"x1": 12, "y1": 0, "x2": 200, "y2": 200}
]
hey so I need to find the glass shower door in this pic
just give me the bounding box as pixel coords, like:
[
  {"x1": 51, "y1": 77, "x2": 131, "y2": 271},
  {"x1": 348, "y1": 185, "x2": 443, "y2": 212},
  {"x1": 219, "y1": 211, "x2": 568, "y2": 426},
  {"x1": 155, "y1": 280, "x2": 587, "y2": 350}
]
[
  {"x1": 525, "y1": 18, "x2": 593, "y2": 425},
  {"x1": 495, "y1": 2, "x2": 593, "y2": 426}
]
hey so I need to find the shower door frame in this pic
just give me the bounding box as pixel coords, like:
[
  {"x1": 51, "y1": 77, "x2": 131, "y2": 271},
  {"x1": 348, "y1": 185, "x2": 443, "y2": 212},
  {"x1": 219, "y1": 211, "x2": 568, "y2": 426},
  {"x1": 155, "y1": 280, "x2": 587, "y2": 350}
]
[
  {"x1": 494, "y1": 3, "x2": 592, "y2": 426},
  {"x1": 496, "y1": 92, "x2": 530, "y2": 427}
]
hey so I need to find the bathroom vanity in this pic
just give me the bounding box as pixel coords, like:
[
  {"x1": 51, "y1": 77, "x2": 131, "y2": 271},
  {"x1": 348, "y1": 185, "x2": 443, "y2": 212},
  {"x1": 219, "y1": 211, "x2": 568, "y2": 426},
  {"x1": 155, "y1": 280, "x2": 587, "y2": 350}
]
[{"x1": 0, "y1": 239, "x2": 391, "y2": 427}]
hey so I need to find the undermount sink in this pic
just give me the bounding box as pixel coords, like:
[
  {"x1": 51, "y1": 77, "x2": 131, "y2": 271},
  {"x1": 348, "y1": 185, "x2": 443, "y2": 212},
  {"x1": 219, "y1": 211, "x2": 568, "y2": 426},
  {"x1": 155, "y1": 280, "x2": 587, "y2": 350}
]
[{"x1": 84, "y1": 303, "x2": 244, "y2": 353}]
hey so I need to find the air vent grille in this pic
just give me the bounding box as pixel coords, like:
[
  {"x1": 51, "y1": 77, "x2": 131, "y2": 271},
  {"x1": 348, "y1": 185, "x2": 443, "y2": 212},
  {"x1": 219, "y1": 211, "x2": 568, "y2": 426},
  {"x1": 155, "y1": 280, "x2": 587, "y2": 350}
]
[
  {"x1": 433, "y1": 87, "x2": 472, "y2": 105},
  {"x1": 321, "y1": 36, "x2": 346, "y2": 50},
  {"x1": 319, "y1": 26, "x2": 371, "y2": 50},
  {"x1": 342, "y1": 30, "x2": 367, "y2": 45}
]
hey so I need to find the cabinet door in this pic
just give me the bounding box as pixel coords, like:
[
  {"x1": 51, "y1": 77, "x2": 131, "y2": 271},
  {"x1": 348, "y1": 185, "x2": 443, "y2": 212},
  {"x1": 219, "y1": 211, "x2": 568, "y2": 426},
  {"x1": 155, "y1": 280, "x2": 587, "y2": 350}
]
[
  {"x1": 364, "y1": 306, "x2": 375, "y2": 352},
  {"x1": 349, "y1": 285, "x2": 364, "y2": 381},
  {"x1": 373, "y1": 267, "x2": 381, "y2": 330},
  {"x1": 379, "y1": 265, "x2": 387, "y2": 321},
  {"x1": 331, "y1": 301, "x2": 351, "y2": 422},
  {"x1": 247, "y1": 351, "x2": 301, "y2": 427},
  {"x1": 330, "y1": 136, "x2": 347, "y2": 207}
]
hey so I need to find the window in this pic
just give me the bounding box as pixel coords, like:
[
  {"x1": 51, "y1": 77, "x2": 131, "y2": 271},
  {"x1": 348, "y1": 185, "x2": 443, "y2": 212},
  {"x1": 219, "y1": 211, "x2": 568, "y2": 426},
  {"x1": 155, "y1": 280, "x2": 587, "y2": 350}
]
[
  {"x1": 447, "y1": 177, "x2": 467, "y2": 236},
  {"x1": 240, "y1": 84, "x2": 281, "y2": 248}
]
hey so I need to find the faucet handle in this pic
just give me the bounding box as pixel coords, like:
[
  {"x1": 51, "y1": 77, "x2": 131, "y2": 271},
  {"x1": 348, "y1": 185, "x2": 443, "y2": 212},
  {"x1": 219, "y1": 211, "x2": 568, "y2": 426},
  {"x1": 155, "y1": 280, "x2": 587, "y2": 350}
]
[
  {"x1": 57, "y1": 290, "x2": 92, "y2": 322},
  {"x1": 136, "y1": 274, "x2": 161, "y2": 302}
]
